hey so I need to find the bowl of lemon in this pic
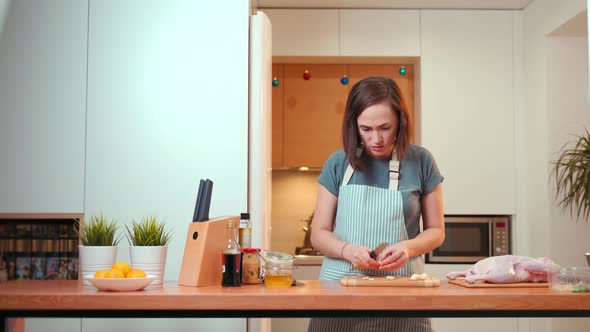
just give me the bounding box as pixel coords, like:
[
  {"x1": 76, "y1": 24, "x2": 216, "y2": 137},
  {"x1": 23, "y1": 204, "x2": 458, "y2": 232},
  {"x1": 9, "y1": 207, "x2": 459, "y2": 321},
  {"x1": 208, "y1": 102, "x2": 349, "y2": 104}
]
[{"x1": 87, "y1": 261, "x2": 156, "y2": 292}]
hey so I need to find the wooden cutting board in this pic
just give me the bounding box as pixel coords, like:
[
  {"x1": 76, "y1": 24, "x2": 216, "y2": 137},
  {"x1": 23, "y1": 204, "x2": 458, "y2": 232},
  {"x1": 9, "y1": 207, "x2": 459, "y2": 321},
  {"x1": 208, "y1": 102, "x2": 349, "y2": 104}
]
[
  {"x1": 448, "y1": 279, "x2": 549, "y2": 288},
  {"x1": 341, "y1": 276, "x2": 440, "y2": 287}
]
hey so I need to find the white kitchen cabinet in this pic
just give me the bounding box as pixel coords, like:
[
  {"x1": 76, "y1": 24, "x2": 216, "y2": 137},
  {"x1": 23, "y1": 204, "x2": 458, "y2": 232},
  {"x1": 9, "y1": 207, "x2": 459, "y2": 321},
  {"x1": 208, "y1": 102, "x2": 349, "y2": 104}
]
[
  {"x1": 262, "y1": 9, "x2": 339, "y2": 56},
  {"x1": 81, "y1": 319, "x2": 245, "y2": 332},
  {"x1": 340, "y1": 10, "x2": 420, "y2": 56},
  {"x1": 0, "y1": 0, "x2": 87, "y2": 214},
  {"x1": 432, "y1": 318, "x2": 518, "y2": 332},
  {"x1": 420, "y1": 10, "x2": 516, "y2": 214},
  {"x1": 26, "y1": 318, "x2": 81, "y2": 332}
]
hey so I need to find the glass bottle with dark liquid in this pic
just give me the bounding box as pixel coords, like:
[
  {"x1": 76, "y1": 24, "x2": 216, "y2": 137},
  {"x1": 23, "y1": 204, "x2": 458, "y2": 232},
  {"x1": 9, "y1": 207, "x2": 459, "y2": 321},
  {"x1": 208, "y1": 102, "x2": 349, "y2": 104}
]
[{"x1": 222, "y1": 218, "x2": 241, "y2": 287}]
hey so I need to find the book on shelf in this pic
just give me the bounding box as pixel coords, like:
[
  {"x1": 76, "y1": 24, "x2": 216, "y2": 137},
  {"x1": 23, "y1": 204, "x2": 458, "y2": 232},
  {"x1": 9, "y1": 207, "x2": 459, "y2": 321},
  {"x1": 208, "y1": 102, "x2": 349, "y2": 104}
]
[
  {"x1": 58, "y1": 223, "x2": 69, "y2": 280},
  {"x1": 45, "y1": 223, "x2": 60, "y2": 280},
  {"x1": 30, "y1": 223, "x2": 48, "y2": 280},
  {"x1": 0, "y1": 218, "x2": 80, "y2": 282},
  {"x1": 5, "y1": 223, "x2": 16, "y2": 280},
  {"x1": 0, "y1": 223, "x2": 10, "y2": 282},
  {"x1": 15, "y1": 223, "x2": 32, "y2": 280},
  {"x1": 67, "y1": 220, "x2": 79, "y2": 280}
]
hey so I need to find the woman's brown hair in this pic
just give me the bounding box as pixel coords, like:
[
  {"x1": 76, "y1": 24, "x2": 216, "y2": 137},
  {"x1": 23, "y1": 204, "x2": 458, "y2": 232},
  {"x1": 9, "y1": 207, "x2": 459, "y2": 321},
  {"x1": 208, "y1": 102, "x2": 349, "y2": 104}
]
[{"x1": 342, "y1": 76, "x2": 413, "y2": 170}]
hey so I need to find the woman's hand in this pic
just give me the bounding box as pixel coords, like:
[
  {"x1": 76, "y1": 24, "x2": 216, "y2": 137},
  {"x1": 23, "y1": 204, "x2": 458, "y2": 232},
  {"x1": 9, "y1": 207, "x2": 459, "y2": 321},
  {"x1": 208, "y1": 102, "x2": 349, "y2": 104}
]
[
  {"x1": 377, "y1": 242, "x2": 410, "y2": 271},
  {"x1": 343, "y1": 244, "x2": 380, "y2": 270}
]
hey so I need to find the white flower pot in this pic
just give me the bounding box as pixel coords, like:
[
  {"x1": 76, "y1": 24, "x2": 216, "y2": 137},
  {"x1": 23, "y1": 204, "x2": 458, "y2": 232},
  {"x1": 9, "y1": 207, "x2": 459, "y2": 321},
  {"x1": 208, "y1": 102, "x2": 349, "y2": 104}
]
[
  {"x1": 129, "y1": 246, "x2": 167, "y2": 285},
  {"x1": 78, "y1": 245, "x2": 117, "y2": 286}
]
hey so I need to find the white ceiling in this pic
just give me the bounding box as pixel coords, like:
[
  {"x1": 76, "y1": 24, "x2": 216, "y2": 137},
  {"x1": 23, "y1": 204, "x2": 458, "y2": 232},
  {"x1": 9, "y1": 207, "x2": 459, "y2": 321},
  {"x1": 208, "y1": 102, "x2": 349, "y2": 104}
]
[{"x1": 257, "y1": 0, "x2": 536, "y2": 10}]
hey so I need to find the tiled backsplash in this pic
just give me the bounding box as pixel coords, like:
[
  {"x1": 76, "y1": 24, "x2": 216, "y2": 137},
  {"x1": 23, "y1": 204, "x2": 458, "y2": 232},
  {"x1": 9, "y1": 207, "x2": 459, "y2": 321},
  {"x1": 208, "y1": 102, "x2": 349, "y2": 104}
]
[{"x1": 271, "y1": 170, "x2": 320, "y2": 254}]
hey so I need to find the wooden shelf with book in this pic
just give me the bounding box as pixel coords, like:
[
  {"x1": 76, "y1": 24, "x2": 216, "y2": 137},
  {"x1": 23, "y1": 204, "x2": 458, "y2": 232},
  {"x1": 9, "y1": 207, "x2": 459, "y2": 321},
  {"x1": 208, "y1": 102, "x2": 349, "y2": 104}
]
[{"x1": 0, "y1": 213, "x2": 83, "y2": 283}]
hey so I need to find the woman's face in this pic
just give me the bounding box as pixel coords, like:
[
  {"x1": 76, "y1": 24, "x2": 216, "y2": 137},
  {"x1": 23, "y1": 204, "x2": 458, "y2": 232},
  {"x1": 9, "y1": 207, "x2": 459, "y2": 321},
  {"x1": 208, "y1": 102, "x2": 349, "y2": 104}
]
[{"x1": 357, "y1": 101, "x2": 399, "y2": 159}]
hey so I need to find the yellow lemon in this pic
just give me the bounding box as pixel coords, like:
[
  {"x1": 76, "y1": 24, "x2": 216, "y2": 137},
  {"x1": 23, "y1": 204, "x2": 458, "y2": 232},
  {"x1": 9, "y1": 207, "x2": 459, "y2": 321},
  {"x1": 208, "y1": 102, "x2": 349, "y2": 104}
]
[
  {"x1": 104, "y1": 269, "x2": 125, "y2": 278},
  {"x1": 126, "y1": 269, "x2": 147, "y2": 278},
  {"x1": 93, "y1": 270, "x2": 109, "y2": 278},
  {"x1": 112, "y1": 261, "x2": 131, "y2": 277}
]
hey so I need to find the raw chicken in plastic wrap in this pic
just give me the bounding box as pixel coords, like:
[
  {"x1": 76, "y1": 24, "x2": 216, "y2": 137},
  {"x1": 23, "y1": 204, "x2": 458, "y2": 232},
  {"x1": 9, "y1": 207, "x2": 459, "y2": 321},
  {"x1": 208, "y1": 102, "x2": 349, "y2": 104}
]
[{"x1": 446, "y1": 255, "x2": 560, "y2": 284}]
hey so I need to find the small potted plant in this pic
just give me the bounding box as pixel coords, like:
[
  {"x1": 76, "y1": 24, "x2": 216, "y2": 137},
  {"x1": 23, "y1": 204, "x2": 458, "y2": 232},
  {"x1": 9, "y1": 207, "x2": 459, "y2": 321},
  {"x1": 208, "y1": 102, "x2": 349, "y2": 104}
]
[
  {"x1": 551, "y1": 129, "x2": 590, "y2": 222},
  {"x1": 125, "y1": 215, "x2": 172, "y2": 285},
  {"x1": 76, "y1": 214, "x2": 120, "y2": 285},
  {"x1": 551, "y1": 130, "x2": 590, "y2": 266}
]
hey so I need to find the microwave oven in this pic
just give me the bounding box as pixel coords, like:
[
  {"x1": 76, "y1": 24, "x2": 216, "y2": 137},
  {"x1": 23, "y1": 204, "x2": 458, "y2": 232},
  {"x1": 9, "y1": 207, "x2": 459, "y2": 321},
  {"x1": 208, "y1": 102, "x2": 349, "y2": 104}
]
[{"x1": 425, "y1": 215, "x2": 511, "y2": 264}]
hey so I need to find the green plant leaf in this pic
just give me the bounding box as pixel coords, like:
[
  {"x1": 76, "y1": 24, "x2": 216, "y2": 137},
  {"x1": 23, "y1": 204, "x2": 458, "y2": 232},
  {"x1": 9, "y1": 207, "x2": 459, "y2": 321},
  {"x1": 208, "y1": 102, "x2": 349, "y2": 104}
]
[
  {"x1": 550, "y1": 129, "x2": 590, "y2": 223},
  {"x1": 75, "y1": 214, "x2": 121, "y2": 246},
  {"x1": 125, "y1": 215, "x2": 173, "y2": 246}
]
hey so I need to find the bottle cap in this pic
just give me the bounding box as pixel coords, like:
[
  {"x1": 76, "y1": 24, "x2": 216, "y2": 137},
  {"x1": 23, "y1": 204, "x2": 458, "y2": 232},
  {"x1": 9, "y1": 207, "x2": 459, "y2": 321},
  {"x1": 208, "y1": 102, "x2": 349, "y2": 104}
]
[
  {"x1": 243, "y1": 248, "x2": 261, "y2": 253},
  {"x1": 240, "y1": 212, "x2": 250, "y2": 219}
]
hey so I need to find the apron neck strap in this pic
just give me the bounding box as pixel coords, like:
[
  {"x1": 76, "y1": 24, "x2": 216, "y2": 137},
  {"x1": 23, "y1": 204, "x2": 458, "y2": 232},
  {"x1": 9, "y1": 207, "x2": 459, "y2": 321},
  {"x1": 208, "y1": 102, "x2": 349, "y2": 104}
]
[
  {"x1": 388, "y1": 158, "x2": 399, "y2": 191},
  {"x1": 343, "y1": 151, "x2": 399, "y2": 191},
  {"x1": 342, "y1": 162, "x2": 354, "y2": 186}
]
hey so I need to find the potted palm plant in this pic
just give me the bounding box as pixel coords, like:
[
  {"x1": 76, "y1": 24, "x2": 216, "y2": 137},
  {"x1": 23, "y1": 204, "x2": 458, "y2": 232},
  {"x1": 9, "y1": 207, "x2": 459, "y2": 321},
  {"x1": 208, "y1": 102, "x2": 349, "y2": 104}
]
[
  {"x1": 126, "y1": 215, "x2": 173, "y2": 285},
  {"x1": 551, "y1": 129, "x2": 590, "y2": 222},
  {"x1": 76, "y1": 214, "x2": 120, "y2": 285},
  {"x1": 551, "y1": 130, "x2": 590, "y2": 267}
]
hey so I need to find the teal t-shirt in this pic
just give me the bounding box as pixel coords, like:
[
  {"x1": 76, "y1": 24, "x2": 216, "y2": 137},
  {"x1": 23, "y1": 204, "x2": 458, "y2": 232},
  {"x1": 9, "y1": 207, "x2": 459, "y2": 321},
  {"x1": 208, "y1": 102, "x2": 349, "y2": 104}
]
[{"x1": 317, "y1": 144, "x2": 444, "y2": 239}]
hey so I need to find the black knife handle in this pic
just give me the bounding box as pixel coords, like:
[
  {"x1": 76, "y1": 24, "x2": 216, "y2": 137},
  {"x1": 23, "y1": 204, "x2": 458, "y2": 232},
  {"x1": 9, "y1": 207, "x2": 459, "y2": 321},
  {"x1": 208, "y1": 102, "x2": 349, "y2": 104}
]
[{"x1": 193, "y1": 179, "x2": 206, "y2": 222}]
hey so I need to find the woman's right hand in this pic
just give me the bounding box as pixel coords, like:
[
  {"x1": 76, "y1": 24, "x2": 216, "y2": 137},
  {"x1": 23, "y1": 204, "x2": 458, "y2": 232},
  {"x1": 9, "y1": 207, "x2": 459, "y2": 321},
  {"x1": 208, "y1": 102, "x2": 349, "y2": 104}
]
[{"x1": 343, "y1": 244, "x2": 381, "y2": 269}]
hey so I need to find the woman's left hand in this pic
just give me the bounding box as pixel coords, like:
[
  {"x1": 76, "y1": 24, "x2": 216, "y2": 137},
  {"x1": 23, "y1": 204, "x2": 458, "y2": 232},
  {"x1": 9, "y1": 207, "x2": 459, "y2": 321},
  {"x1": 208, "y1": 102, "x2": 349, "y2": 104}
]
[{"x1": 377, "y1": 242, "x2": 410, "y2": 271}]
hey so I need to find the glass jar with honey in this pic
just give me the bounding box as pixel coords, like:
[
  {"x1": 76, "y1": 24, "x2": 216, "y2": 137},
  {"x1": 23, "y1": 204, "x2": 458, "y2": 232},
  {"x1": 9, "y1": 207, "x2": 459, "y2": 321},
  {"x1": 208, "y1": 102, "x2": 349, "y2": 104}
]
[{"x1": 259, "y1": 250, "x2": 295, "y2": 288}]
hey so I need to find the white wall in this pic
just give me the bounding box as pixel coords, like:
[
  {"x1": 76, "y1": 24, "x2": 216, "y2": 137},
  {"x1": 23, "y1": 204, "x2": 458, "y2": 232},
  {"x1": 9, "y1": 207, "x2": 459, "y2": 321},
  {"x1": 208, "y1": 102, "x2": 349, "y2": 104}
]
[
  {"x1": 82, "y1": 1, "x2": 250, "y2": 331},
  {"x1": 85, "y1": 0, "x2": 249, "y2": 284},
  {"x1": 546, "y1": 23, "x2": 590, "y2": 332},
  {"x1": 547, "y1": 35, "x2": 590, "y2": 267},
  {"x1": 0, "y1": 0, "x2": 87, "y2": 213},
  {"x1": 519, "y1": 0, "x2": 586, "y2": 257},
  {"x1": 0, "y1": 2, "x2": 87, "y2": 330},
  {"x1": 520, "y1": 0, "x2": 589, "y2": 331},
  {"x1": 3, "y1": 0, "x2": 253, "y2": 331}
]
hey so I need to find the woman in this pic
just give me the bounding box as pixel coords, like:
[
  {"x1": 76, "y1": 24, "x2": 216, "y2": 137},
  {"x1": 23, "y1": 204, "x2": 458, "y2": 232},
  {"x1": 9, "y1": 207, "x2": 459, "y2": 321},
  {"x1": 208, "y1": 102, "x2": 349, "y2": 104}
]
[{"x1": 308, "y1": 76, "x2": 445, "y2": 332}]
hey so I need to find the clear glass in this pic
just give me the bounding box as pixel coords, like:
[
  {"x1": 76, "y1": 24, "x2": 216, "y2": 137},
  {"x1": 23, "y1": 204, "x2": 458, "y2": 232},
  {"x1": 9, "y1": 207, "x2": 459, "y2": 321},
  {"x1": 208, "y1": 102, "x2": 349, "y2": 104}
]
[
  {"x1": 259, "y1": 250, "x2": 294, "y2": 267},
  {"x1": 263, "y1": 265, "x2": 294, "y2": 288},
  {"x1": 224, "y1": 220, "x2": 241, "y2": 254},
  {"x1": 548, "y1": 267, "x2": 590, "y2": 292},
  {"x1": 259, "y1": 250, "x2": 295, "y2": 288}
]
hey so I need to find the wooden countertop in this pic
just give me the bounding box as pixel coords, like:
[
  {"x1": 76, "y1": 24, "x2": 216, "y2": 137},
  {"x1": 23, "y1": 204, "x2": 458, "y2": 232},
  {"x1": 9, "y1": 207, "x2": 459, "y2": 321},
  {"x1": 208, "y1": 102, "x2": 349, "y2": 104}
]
[{"x1": 0, "y1": 280, "x2": 589, "y2": 317}]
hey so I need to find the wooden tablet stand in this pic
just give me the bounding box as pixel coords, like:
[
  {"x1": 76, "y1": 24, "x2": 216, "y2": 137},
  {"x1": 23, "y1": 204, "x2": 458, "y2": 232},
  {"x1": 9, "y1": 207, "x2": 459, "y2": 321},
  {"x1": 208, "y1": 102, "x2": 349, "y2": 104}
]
[{"x1": 178, "y1": 215, "x2": 238, "y2": 287}]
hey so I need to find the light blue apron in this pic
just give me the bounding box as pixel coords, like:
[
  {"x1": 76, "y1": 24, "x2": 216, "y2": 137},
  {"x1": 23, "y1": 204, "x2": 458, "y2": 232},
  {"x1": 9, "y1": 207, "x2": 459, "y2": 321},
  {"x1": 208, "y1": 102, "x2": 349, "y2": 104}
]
[{"x1": 309, "y1": 154, "x2": 431, "y2": 332}]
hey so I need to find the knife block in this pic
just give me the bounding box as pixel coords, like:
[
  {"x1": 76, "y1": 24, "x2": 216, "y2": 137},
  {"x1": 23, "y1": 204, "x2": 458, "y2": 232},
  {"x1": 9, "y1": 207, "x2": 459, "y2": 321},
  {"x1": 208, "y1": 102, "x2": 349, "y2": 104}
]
[{"x1": 178, "y1": 215, "x2": 238, "y2": 287}]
